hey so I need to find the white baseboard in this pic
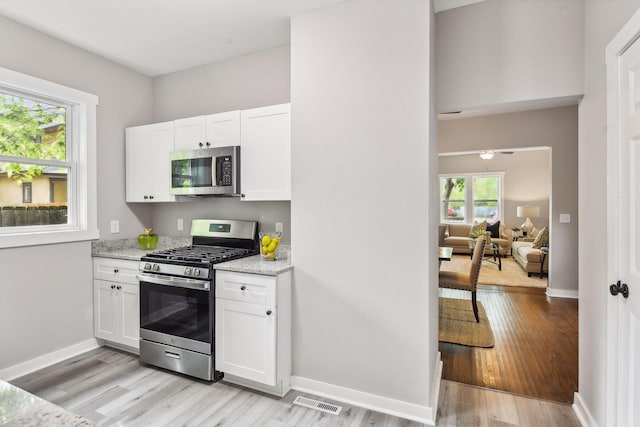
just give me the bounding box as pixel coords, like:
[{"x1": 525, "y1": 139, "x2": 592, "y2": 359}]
[
  {"x1": 546, "y1": 287, "x2": 579, "y2": 299},
  {"x1": 429, "y1": 351, "x2": 443, "y2": 424},
  {"x1": 290, "y1": 373, "x2": 436, "y2": 425},
  {"x1": 572, "y1": 392, "x2": 597, "y2": 427},
  {"x1": 0, "y1": 338, "x2": 100, "y2": 381}
]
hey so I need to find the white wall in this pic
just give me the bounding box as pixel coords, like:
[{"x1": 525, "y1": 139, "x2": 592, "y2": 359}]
[
  {"x1": 438, "y1": 106, "x2": 578, "y2": 293},
  {"x1": 436, "y1": 0, "x2": 584, "y2": 113},
  {"x1": 150, "y1": 47, "x2": 292, "y2": 242},
  {"x1": 579, "y1": 1, "x2": 640, "y2": 425},
  {"x1": 0, "y1": 15, "x2": 154, "y2": 370},
  {"x1": 439, "y1": 149, "x2": 551, "y2": 230},
  {"x1": 291, "y1": 0, "x2": 436, "y2": 419}
]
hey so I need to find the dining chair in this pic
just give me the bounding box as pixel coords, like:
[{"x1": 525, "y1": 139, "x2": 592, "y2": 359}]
[{"x1": 439, "y1": 235, "x2": 486, "y2": 323}]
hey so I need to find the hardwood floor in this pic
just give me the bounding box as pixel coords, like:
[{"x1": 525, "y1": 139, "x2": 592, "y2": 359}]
[
  {"x1": 439, "y1": 284, "x2": 579, "y2": 404},
  {"x1": 10, "y1": 346, "x2": 581, "y2": 426}
]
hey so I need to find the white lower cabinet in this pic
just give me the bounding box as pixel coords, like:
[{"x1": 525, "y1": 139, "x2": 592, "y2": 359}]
[
  {"x1": 93, "y1": 258, "x2": 140, "y2": 351},
  {"x1": 215, "y1": 270, "x2": 291, "y2": 396}
]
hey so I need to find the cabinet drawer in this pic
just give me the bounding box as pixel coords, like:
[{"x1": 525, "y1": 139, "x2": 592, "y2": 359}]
[
  {"x1": 216, "y1": 271, "x2": 275, "y2": 306},
  {"x1": 93, "y1": 257, "x2": 140, "y2": 285}
]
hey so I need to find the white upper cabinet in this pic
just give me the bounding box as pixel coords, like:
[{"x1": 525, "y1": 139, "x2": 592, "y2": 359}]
[
  {"x1": 125, "y1": 121, "x2": 175, "y2": 202},
  {"x1": 174, "y1": 111, "x2": 241, "y2": 151},
  {"x1": 240, "y1": 104, "x2": 291, "y2": 201}
]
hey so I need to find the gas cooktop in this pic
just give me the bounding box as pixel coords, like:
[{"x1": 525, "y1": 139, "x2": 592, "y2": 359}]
[{"x1": 144, "y1": 245, "x2": 253, "y2": 265}]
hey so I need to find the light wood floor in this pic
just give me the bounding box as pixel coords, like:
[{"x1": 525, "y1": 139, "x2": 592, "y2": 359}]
[
  {"x1": 440, "y1": 283, "x2": 579, "y2": 404},
  {"x1": 10, "y1": 346, "x2": 580, "y2": 426}
]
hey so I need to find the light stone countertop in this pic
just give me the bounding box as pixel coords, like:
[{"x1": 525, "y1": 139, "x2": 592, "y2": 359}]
[
  {"x1": 213, "y1": 252, "x2": 293, "y2": 276},
  {"x1": 91, "y1": 237, "x2": 293, "y2": 275},
  {"x1": 91, "y1": 236, "x2": 192, "y2": 261},
  {"x1": 0, "y1": 380, "x2": 95, "y2": 426}
]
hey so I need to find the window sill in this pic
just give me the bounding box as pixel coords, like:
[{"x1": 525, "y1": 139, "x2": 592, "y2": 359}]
[{"x1": 0, "y1": 228, "x2": 100, "y2": 249}]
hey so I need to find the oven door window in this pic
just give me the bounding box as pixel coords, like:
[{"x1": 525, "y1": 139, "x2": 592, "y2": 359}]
[
  {"x1": 140, "y1": 282, "x2": 211, "y2": 343},
  {"x1": 171, "y1": 158, "x2": 213, "y2": 189}
]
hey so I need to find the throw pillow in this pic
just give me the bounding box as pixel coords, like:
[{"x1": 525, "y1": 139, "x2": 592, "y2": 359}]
[
  {"x1": 469, "y1": 221, "x2": 487, "y2": 238},
  {"x1": 486, "y1": 221, "x2": 500, "y2": 239},
  {"x1": 532, "y1": 226, "x2": 549, "y2": 249}
]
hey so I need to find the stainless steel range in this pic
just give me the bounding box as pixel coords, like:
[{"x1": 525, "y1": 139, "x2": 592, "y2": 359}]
[{"x1": 136, "y1": 219, "x2": 258, "y2": 381}]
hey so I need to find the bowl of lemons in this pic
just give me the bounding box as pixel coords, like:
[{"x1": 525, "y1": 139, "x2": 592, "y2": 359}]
[{"x1": 260, "y1": 231, "x2": 282, "y2": 260}]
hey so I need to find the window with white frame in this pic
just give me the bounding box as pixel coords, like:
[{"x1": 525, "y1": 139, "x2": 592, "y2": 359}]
[
  {"x1": 440, "y1": 173, "x2": 504, "y2": 224},
  {"x1": 0, "y1": 66, "x2": 98, "y2": 248}
]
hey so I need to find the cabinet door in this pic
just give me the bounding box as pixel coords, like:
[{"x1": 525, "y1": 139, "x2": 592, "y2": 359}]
[
  {"x1": 240, "y1": 104, "x2": 291, "y2": 201},
  {"x1": 94, "y1": 279, "x2": 117, "y2": 342},
  {"x1": 174, "y1": 116, "x2": 206, "y2": 151},
  {"x1": 205, "y1": 111, "x2": 241, "y2": 148},
  {"x1": 118, "y1": 283, "x2": 140, "y2": 349},
  {"x1": 125, "y1": 122, "x2": 175, "y2": 202},
  {"x1": 215, "y1": 299, "x2": 276, "y2": 386}
]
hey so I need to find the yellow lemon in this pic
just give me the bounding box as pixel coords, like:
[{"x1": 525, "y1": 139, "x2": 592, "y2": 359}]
[
  {"x1": 268, "y1": 242, "x2": 277, "y2": 252},
  {"x1": 261, "y1": 235, "x2": 272, "y2": 246},
  {"x1": 267, "y1": 252, "x2": 276, "y2": 259},
  {"x1": 262, "y1": 245, "x2": 268, "y2": 254},
  {"x1": 272, "y1": 237, "x2": 280, "y2": 244}
]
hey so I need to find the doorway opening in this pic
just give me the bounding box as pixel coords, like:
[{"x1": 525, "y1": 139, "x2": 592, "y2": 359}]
[{"x1": 436, "y1": 107, "x2": 578, "y2": 404}]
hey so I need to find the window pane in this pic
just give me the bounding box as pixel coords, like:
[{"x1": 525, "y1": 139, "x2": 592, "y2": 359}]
[
  {"x1": 473, "y1": 176, "x2": 499, "y2": 223},
  {"x1": 0, "y1": 161, "x2": 69, "y2": 227},
  {"x1": 441, "y1": 177, "x2": 466, "y2": 222},
  {"x1": 0, "y1": 92, "x2": 66, "y2": 161}
]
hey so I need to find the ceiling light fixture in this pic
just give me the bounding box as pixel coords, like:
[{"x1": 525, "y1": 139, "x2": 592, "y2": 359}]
[{"x1": 479, "y1": 150, "x2": 494, "y2": 160}]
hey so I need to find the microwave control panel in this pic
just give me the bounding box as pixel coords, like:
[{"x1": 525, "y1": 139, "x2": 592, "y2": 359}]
[{"x1": 216, "y1": 155, "x2": 233, "y2": 186}]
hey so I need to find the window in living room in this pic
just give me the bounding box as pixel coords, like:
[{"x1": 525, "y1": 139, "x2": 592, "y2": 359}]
[
  {"x1": 441, "y1": 176, "x2": 466, "y2": 222},
  {"x1": 472, "y1": 175, "x2": 500, "y2": 223},
  {"x1": 440, "y1": 172, "x2": 504, "y2": 224}
]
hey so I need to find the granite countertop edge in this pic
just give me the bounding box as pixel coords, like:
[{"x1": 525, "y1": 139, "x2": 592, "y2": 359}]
[
  {"x1": 91, "y1": 237, "x2": 293, "y2": 275},
  {"x1": 0, "y1": 379, "x2": 96, "y2": 426}
]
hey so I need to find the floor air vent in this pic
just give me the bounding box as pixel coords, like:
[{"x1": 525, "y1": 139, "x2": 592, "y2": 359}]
[{"x1": 293, "y1": 396, "x2": 342, "y2": 415}]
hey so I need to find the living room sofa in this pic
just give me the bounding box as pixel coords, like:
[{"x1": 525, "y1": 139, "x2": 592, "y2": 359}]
[
  {"x1": 512, "y1": 240, "x2": 548, "y2": 277},
  {"x1": 442, "y1": 223, "x2": 513, "y2": 257}
]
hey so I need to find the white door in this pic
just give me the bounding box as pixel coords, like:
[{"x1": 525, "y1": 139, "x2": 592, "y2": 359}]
[
  {"x1": 607, "y1": 14, "x2": 640, "y2": 427},
  {"x1": 215, "y1": 298, "x2": 276, "y2": 386},
  {"x1": 118, "y1": 283, "x2": 140, "y2": 349},
  {"x1": 125, "y1": 122, "x2": 175, "y2": 202},
  {"x1": 205, "y1": 111, "x2": 241, "y2": 147},
  {"x1": 94, "y1": 279, "x2": 117, "y2": 342},
  {"x1": 174, "y1": 116, "x2": 206, "y2": 151},
  {"x1": 240, "y1": 104, "x2": 291, "y2": 201}
]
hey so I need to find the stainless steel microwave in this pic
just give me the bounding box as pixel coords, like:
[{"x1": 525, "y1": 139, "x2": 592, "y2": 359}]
[{"x1": 170, "y1": 146, "x2": 240, "y2": 196}]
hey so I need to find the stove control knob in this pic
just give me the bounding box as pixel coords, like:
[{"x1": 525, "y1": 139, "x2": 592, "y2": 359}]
[
  {"x1": 193, "y1": 269, "x2": 200, "y2": 277},
  {"x1": 185, "y1": 268, "x2": 192, "y2": 275},
  {"x1": 144, "y1": 263, "x2": 151, "y2": 271},
  {"x1": 152, "y1": 264, "x2": 159, "y2": 271}
]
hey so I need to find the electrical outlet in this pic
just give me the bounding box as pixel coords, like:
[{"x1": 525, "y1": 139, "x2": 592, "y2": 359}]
[
  {"x1": 177, "y1": 218, "x2": 184, "y2": 231},
  {"x1": 275, "y1": 222, "x2": 283, "y2": 233},
  {"x1": 110, "y1": 220, "x2": 120, "y2": 234},
  {"x1": 560, "y1": 214, "x2": 571, "y2": 223}
]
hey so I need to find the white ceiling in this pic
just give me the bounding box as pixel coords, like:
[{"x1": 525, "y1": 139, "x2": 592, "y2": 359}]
[
  {"x1": 0, "y1": 0, "x2": 349, "y2": 77},
  {"x1": 0, "y1": 0, "x2": 487, "y2": 78}
]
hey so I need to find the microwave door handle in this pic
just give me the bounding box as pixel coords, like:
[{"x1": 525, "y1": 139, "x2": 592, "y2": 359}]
[{"x1": 215, "y1": 156, "x2": 222, "y2": 186}]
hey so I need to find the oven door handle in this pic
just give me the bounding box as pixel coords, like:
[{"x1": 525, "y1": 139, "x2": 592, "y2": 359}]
[{"x1": 136, "y1": 273, "x2": 211, "y2": 291}]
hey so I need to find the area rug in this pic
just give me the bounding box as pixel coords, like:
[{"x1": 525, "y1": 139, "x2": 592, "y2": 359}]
[
  {"x1": 439, "y1": 297, "x2": 495, "y2": 347},
  {"x1": 439, "y1": 254, "x2": 547, "y2": 288}
]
